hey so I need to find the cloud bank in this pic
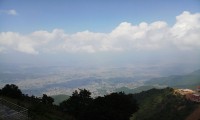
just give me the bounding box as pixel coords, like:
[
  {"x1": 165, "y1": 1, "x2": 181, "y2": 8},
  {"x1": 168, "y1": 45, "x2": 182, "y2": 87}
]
[
  {"x1": 0, "y1": 11, "x2": 200, "y2": 55},
  {"x1": 0, "y1": 9, "x2": 18, "y2": 16}
]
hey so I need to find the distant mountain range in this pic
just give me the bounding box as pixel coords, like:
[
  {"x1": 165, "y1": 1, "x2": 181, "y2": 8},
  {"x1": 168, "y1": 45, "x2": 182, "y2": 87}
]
[
  {"x1": 145, "y1": 69, "x2": 200, "y2": 89},
  {"x1": 114, "y1": 69, "x2": 200, "y2": 95},
  {"x1": 114, "y1": 85, "x2": 160, "y2": 94},
  {"x1": 51, "y1": 94, "x2": 70, "y2": 105},
  {"x1": 52, "y1": 69, "x2": 200, "y2": 105}
]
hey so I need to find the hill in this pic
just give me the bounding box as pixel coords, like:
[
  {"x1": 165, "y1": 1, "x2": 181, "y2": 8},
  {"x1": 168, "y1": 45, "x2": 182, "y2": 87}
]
[
  {"x1": 0, "y1": 84, "x2": 138, "y2": 120},
  {"x1": 131, "y1": 88, "x2": 198, "y2": 120},
  {"x1": 51, "y1": 94, "x2": 70, "y2": 105},
  {"x1": 0, "y1": 84, "x2": 74, "y2": 120},
  {"x1": 1, "y1": 84, "x2": 199, "y2": 120},
  {"x1": 145, "y1": 69, "x2": 200, "y2": 89},
  {"x1": 115, "y1": 85, "x2": 160, "y2": 94}
]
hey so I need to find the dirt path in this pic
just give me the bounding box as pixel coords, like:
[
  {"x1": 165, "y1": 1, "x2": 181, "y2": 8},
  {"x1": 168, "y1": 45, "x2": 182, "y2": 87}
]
[{"x1": 186, "y1": 105, "x2": 200, "y2": 120}]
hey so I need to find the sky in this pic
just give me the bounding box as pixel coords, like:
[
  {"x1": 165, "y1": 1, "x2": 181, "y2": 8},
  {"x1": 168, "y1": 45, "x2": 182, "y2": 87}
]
[{"x1": 0, "y1": 0, "x2": 200, "y2": 69}]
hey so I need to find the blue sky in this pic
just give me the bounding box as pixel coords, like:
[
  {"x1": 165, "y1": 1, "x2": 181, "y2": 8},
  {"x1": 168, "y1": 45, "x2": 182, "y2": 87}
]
[
  {"x1": 0, "y1": 0, "x2": 200, "y2": 69},
  {"x1": 0, "y1": 0, "x2": 200, "y2": 33}
]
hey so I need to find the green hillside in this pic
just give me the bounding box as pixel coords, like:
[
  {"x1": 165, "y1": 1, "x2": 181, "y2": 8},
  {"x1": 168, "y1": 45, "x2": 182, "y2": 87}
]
[
  {"x1": 115, "y1": 85, "x2": 159, "y2": 94},
  {"x1": 51, "y1": 94, "x2": 70, "y2": 105},
  {"x1": 145, "y1": 69, "x2": 200, "y2": 89},
  {"x1": 131, "y1": 88, "x2": 198, "y2": 120},
  {"x1": 1, "y1": 84, "x2": 199, "y2": 120},
  {"x1": 0, "y1": 84, "x2": 138, "y2": 120}
]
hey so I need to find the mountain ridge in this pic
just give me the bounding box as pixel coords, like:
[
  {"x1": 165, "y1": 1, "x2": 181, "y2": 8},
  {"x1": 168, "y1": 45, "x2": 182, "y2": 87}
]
[{"x1": 145, "y1": 69, "x2": 200, "y2": 89}]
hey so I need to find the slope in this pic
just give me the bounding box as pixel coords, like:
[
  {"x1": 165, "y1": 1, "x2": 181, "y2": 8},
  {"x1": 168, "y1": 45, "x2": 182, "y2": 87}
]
[
  {"x1": 186, "y1": 105, "x2": 200, "y2": 120},
  {"x1": 51, "y1": 94, "x2": 70, "y2": 105},
  {"x1": 115, "y1": 85, "x2": 159, "y2": 94},
  {"x1": 131, "y1": 88, "x2": 198, "y2": 120},
  {"x1": 145, "y1": 69, "x2": 200, "y2": 89}
]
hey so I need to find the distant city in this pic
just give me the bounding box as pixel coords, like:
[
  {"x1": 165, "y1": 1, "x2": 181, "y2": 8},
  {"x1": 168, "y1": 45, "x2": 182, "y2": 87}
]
[{"x1": 0, "y1": 63, "x2": 199, "y2": 97}]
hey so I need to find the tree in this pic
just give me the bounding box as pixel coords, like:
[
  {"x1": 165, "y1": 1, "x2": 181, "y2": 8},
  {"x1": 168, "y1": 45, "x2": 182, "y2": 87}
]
[
  {"x1": 42, "y1": 94, "x2": 54, "y2": 105},
  {"x1": 83, "y1": 92, "x2": 139, "y2": 120},
  {"x1": 60, "y1": 89, "x2": 93, "y2": 119},
  {"x1": 1, "y1": 84, "x2": 22, "y2": 98},
  {"x1": 60, "y1": 90, "x2": 139, "y2": 120}
]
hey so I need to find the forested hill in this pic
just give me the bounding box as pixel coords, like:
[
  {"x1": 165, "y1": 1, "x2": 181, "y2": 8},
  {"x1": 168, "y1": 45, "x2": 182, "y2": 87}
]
[
  {"x1": 0, "y1": 84, "x2": 138, "y2": 120},
  {"x1": 0, "y1": 84, "x2": 199, "y2": 120},
  {"x1": 131, "y1": 88, "x2": 198, "y2": 120},
  {"x1": 145, "y1": 69, "x2": 200, "y2": 89}
]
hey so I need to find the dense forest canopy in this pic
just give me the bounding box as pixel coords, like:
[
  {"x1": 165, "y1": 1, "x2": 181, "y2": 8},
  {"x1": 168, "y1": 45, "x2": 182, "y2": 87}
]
[
  {"x1": 0, "y1": 84, "x2": 198, "y2": 120},
  {"x1": 0, "y1": 84, "x2": 139, "y2": 120}
]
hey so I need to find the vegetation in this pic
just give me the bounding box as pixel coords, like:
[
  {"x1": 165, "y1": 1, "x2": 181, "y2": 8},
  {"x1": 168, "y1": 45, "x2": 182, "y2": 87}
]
[
  {"x1": 60, "y1": 89, "x2": 139, "y2": 120},
  {"x1": 0, "y1": 84, "x2": 74, "y2": 120},
  {"x1": 0, "y1": 84, "x2": 22, "y2": 98},
  {"x1": 131, "y1": 88, "x2": 197, "y2": 120},
  {"x1": 115, "y1": 85, "x2": 161, "y2": 94},
  {"x1": 84, "y1": 92, "x2": 138, "y2": 120},
  {"x1": 0, "y1": 84, "x2": 139, "y2": 120},
  {"x1": 51, "y1": 94, "x2": 70, "y2": 105},
  {"x1": 60, "y1": 89, "x2": 93, "y2": 119},
  {"x1": 145, "y1": 69, "x2": 200, "y2": 89},
  {"x1": 1, "y1": 84, "x2": 198, "y2": 120}
]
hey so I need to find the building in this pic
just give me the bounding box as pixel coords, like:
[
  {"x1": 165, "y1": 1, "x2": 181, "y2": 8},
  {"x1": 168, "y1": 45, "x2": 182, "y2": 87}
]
[
  {"x1": 186, "y1": 94, "x2": 200, "y2": 103},
  {"x1": 185, "y1": 86, "x2": 200, "y2": 103}
]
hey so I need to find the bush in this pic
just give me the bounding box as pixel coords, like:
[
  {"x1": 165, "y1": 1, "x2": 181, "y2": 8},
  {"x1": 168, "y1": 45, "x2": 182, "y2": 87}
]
[{"x1": 0, "y1": 84, "x2": 22, "y2": 98}]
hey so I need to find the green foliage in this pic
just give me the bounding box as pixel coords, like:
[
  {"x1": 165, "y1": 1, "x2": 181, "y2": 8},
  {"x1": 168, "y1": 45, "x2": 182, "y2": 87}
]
[
  {"x1": 83, "y1": 92, "x2": 139, "y2": 120},
  {"x1": 0, "y1": 84, "x2": 22, "y2": 98},
  {"x1": 60, "y1": 90, "x2": 139, "y2": 120},
  {"x1": 60, "y1": 89, "x2": 93, "y2": 119},
  {"x1": 0, "y1": 84, "x2": 135, "y2": 120},
  {"x1": 146, "y1": 69, "x2": 200, "y2": 89},
  {"x1": 42, "y1": 94, "x2": 54, "y2": 105},
  {"x1": 0, "y1": 84, "x2": 74, "y2": 120},
  {"x1": 131, "y1": 88, "x2": 197, "y2": 120},
  {"x1": 2, "y1": 84, "x2": 196, "y2": 120},
  {"x1": 28, "y1": 102, "x2": 74, "y2": 120},
  {"x1": 51, "y1": 94, "x2": 70, "y2": 105},
  {"x1": 115, "y1": 85, "x2": 160, "y2": 94}
]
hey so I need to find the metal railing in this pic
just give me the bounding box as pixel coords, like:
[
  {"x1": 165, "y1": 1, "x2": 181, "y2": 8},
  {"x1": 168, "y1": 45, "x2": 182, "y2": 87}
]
[{"x1": 0, "y1": 98, "x2": 28, "y2": 120}]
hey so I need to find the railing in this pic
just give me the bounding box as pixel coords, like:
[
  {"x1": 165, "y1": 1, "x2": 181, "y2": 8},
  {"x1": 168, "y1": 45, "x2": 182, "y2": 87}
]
[{"x1": 0, "y1": 98, "x2": 28, "y2": 120}]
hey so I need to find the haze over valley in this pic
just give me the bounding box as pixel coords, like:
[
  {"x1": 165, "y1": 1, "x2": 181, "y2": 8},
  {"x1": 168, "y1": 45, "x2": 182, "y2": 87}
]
[
  {"x1": 0, "y1": 0, "x2": 200, "y2": 96},
  {"x1": 0, "y1": 63, "x2": 199, "y2": 96},
  {"x1": 1, "y1": 1, "x2": 200, "y2": 120}
]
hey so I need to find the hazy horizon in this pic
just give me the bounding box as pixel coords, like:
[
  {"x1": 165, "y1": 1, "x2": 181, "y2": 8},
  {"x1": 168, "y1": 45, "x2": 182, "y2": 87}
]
[
  {"x1": 1, "y1": 0, "x2": 200, "y2": 68},
  {"x1": 0, "y1": 0, "x2": 200, "y2": 96}
]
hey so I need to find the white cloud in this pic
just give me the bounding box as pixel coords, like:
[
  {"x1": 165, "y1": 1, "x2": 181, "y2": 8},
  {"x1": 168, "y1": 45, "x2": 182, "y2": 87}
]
[
  {"x1": 8, "y1": 9, "x2": 17, "y2": 15},
  {"x1": 109, "y1": 21, "x2": 169, "y2": 50},
  {"x1": 170, "y1": 11, "x2": 200, "y2": 50},
  {"x1": 17, "y1": 42, "x2": 38, "y2": 54},
  {"x1": 0, "y1": 32, "x2": 38, "y2": 54},
  {"x1": 0, "y1": 47, "x2": 5, "y2": 52},
  {"x1": 0, "y1": 11, "x2": 199, "y2": 54},
  {"x1": 0, "y1": 9, "x2": 18, "y2": 16}
]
